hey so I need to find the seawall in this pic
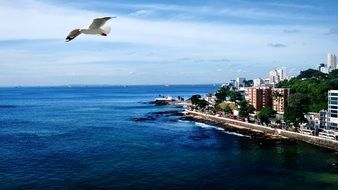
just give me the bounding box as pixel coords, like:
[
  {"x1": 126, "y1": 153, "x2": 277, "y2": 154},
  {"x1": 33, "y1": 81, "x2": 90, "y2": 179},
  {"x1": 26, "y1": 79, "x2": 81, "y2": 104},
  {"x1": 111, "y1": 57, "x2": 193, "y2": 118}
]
[{"x1": 184, "y1": 110, "x2": 338, "y2": 151}]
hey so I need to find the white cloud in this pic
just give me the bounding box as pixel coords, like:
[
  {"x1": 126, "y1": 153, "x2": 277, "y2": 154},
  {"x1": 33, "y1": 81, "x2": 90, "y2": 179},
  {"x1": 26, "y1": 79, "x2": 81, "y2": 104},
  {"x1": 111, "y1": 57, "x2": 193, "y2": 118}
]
[
  {"x1": 0, "y1": 0, "x2": 337, "y2": 85},
  {"x1": 129, "y1": 10, "x2": 154, "y2": 17}
]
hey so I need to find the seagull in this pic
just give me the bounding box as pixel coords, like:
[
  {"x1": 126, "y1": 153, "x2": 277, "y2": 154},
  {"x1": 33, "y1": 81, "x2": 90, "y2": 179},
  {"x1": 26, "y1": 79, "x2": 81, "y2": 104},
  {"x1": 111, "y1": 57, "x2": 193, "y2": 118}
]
[{"x1": 65, "y1": 17, "x2": 116, "y2": 42}]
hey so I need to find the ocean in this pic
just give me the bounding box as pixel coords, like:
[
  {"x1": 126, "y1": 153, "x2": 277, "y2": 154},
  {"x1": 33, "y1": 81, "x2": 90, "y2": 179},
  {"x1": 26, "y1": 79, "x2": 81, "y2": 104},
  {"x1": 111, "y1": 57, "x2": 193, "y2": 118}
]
[{"x1": 0, "y1": 85, "x2": 337, "y2": 189}]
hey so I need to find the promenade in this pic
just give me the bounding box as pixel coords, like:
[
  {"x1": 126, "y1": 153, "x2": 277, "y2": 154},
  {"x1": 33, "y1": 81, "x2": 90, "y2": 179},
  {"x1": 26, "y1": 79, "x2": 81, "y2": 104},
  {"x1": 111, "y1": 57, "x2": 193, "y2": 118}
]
[{"x1": 184, "y1": 110, "x2": 338, "y2": 151}]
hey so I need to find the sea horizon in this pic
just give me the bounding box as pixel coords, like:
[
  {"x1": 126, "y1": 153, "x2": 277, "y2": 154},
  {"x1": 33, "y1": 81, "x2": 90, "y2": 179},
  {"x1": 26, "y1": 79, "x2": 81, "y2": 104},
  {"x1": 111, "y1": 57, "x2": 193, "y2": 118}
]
[
  {"x1": 0, "y1": 83, "x2": 222, "y2": 88},
  {"x1": 1, "y1": 85, "x2": 337, "y2": 189}
]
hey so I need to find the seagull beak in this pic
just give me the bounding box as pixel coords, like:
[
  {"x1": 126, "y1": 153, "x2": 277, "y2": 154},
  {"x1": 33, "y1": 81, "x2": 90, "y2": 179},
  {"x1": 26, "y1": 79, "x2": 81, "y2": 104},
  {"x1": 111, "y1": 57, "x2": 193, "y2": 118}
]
[{"x1": 65, "y1": 37, "x2": 72, "y2": 42}]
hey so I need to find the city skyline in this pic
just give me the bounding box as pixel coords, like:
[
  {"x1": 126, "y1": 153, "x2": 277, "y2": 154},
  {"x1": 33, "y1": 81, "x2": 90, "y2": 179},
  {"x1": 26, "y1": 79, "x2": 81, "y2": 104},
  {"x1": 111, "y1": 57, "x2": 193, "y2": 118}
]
[{"x1": 1, "y1": 0, "x2": 338, "y2": 86}]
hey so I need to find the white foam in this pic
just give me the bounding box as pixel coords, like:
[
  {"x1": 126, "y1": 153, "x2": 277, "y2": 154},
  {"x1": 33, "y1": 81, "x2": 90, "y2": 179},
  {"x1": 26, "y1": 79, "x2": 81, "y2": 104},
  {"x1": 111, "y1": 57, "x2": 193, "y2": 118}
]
[
  {"x1": 194, "y1": 122, "x2": 214, "y2": 129},
  {"x1": 194, "y1": 122, "x2": 250, "y2": 138},
  {"x1": 178, "y1": 120, "x2": 190, "y2": 123},
  {"x1": 221, "y1": 131, "x2": 251, "y2": 138}
]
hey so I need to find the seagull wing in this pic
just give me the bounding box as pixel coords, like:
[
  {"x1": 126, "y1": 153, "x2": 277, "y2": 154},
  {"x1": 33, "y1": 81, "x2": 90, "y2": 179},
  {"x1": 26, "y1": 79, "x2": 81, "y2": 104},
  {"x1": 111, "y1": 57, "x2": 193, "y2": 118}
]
[
  {"x1": 89, "y1": 17, "x2": 114, "y2": 29},
  {"x1": 65, "y1": 29, "x2": 81, "y2": 42}
]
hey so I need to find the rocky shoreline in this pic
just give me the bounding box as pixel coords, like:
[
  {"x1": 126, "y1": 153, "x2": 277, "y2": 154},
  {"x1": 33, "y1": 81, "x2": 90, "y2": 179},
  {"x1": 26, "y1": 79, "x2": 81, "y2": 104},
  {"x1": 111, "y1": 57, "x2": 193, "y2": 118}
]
[
  {"x1": 183, "y1": 112, "x2": 292, "y2": 143},
  {"x1": 183, "y1": 110, "x2": 338, "y2": 151}
]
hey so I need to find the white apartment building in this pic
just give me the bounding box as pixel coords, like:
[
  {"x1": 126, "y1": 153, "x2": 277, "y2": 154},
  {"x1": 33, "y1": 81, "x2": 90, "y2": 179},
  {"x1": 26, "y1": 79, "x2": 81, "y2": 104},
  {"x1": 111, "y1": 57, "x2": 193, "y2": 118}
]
[
  {"x1": 328, "y1": 90, "x2": 338, "y2": 131},
  {"x1": 269, "y1": 68, "x2": 287, "y2": 84}
]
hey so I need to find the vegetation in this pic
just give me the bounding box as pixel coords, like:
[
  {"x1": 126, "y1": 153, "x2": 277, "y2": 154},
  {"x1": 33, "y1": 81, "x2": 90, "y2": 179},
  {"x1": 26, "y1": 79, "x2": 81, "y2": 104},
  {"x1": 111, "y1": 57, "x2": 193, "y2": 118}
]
[
  {"x1": 190, "y1": 68, "x2": 338, "y2": 128},
  {"x1": 277, "y1": 69, "x2": 338, "y2": 113},
  {"x1": 214, "y1": 102, "x2": 236, "y2": 114},
  {"x1": 238, "y1": 100, "x2": 255, "y2": 119},
  {"x1": 189, "y1": 94, "x2": 209, "y2": 109},
  {"x1": 215, "y1": 86, "x2": 229, "y2": 103},
  {"x1": 223, "y1": 105, "x2": 233, "y2": 114},
  {"x1": 257, "y1": 107, "x2": 276, "y2": 125},
  {"x1": 228, "y1": 90, "x2": 243, "y2": 102},
  {"x1": 283, "y1": 93, "x2": 309, "y2": 128},
  {"x1": 215, "y1": 86, "x2": 243, "y2": 104},
  {"x1": 296, "y1": 69, "x2": 327, "y2": 80},
  {"x1": 276, "y1": 68, "x2": 338, "y2": 127}
]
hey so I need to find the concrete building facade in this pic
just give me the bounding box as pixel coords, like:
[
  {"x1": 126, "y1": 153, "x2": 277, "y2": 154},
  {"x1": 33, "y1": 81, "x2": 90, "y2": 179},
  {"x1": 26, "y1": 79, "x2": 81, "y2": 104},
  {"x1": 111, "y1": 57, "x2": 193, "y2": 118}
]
[
  {"x1": 328, "y1": 90, "x2": 338, "y2": 131},
  {"x1": 327, "y1": 53, "x2": 337, "y2": 72},
  {"x1": 253, "y1": 78, "x2": 264, "y2": 87},
  {"x1": 247, "y1": 87, "x2": 272, "y2": 111},
  {"x1": 247, "y1": 87, "x2": 290, "y2": 113},
  {"x1": 272, "y1": 88, "x2": 290, "y2": 114}
]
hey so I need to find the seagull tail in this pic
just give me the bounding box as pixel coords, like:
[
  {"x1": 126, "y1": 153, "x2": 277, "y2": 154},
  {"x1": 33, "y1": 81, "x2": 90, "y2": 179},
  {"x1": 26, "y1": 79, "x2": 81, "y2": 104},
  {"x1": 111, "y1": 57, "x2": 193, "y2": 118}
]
[{"x1": 102, "y1": 26, "x2": 111, "y2": 35}]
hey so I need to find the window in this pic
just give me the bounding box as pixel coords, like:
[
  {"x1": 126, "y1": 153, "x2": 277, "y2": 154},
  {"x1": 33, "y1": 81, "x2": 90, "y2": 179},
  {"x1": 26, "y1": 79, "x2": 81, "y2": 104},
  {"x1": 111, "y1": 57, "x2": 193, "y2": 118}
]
[
  {"x1": 330, "y1": 114, "x2": 338, "y2": 118},
  {"x1": 330, "y1": 100, "x2": 338, "y2": 105},
  {"x1": 330, "y1": 123, "x2": 338, "y2": 129},
  {"x1": 330, "y1": 106, "x2": 338, "y2": 109}
]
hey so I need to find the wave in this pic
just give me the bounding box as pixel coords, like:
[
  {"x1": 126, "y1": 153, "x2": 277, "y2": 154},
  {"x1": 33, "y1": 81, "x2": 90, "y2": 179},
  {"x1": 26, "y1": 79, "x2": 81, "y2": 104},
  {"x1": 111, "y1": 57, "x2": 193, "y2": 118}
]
[
  {"x1": 194, "y1": 122, "x2": 250, "y2": 138},
  {"x1": 221, "y1": 131, "x2": 250, "y2": 138},
  {"x1": 178, "y1": 119, "x2": 190, "y2": 123},
  {"x1": 194, "y1": 122, "x2": 214, "y2": 129}
]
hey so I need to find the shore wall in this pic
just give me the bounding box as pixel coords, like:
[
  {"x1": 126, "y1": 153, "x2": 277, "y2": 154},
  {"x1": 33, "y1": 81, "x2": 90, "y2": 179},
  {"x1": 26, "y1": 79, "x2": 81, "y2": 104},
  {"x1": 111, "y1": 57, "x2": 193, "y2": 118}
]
[{"x1": 184, "y1": 110, "x2": 338, "y2": 151}]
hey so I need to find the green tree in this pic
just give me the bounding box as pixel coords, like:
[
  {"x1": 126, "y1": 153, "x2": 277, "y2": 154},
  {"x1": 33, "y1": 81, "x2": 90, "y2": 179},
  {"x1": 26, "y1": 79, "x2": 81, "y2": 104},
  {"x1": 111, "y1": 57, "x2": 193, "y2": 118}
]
[
  {"x1": 197, "y1": 100, "x2": 209, "y2": 109},
  {"x1": 189, "y1": 94, "x2": 202, "y2": 105},
  {"x1": 228, "y1": 90, "x2": 243, "y2": 102},
  {"x1": 276, "y1": 68, "x2": 338, "y2": 113},
  {"x1": 188, "y1": 94, "x2": 209, "y2": 109},
  {"x1": 257, "y1": 108, "x2": 276, "y2": 125},
  {"x1": 238, "y1": 100, "x2": 255, "y2": 119},
  {"x1": 215, "y1": 86, "x2": 229, "y2": 103},
  {"x1": 284, "y1": 93, "x2": 309, "y2": 128},
  {"x1": 328, "y1": 69, "x2": 338, "y2": 79},
  {"x1": 223, "y1": 105, "x2": 233, "y2": 114},
  {"x1": 297, "y1": 69, "x2": 327, "y2": 79}
]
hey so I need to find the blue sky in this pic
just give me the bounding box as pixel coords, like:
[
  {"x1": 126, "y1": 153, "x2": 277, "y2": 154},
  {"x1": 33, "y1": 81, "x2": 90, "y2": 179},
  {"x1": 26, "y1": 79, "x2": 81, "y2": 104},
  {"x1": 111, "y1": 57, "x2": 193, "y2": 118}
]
[{"x1": 1, "y1": 0, "x2": 338, "y2": 86}]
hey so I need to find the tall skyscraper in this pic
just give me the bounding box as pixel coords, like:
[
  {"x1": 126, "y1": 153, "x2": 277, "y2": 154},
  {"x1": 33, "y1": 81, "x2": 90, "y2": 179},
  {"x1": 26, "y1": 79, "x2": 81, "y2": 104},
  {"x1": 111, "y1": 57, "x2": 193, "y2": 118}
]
[
  {"x1": 277, "y1": 68, "x2": 285, "y2": 81},
  {"x1": 327, "y1": 53, "x2": 337, "y2": 72}
]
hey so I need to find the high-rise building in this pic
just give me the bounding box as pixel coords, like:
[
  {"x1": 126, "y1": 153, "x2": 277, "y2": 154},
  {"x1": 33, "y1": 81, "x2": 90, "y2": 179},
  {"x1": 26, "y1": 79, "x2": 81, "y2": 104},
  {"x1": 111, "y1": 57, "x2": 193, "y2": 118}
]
[
  {"x1": 269, "y1": 69, "x2": 279, "y2": 84},
  {"x1": 269, "y1": 68, "x2": 287, "y2": 84},
  {"x1": 272, "y1": 88, "x2": 290, "y2": 114},
  {"x1": 247, "y1": 87, "x2": 272, "y2": 111},
  {"x1": 235, "y1": 77, "x2": 246, "y2": 89},
  {"x1": 253, "y1": 78, "x2": 264, "y2": 87},
  {"x1": 277, "y1": 68, "x2": 286, "y2": 81},
  {"x1": 327, "y1": 53, "x2": 337, "y2": 72},
  {"x1": 328, "y1": 90, "x2": 338, "y2": 131}
]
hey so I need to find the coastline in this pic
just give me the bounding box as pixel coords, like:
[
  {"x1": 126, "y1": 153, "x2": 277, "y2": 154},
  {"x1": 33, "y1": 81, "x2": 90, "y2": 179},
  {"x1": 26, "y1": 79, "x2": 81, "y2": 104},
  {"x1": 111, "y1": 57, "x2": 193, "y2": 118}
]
[{"x1": 183, "y1": 110, "x2": 338, "y2": 151}]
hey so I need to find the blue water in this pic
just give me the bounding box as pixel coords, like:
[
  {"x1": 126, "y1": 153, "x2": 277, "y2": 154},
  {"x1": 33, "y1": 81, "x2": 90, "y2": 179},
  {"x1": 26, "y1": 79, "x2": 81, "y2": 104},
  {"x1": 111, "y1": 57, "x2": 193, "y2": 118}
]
[{"x1": 0, "y1": 85, "x2": 338, "y2": 190}]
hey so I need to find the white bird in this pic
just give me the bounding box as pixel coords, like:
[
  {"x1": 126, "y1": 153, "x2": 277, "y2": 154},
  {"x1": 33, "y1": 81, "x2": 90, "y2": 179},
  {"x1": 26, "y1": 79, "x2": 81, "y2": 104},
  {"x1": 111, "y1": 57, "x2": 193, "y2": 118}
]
[{"x1": 65, "y1": 17, "x2": 116, "y2": 42}]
